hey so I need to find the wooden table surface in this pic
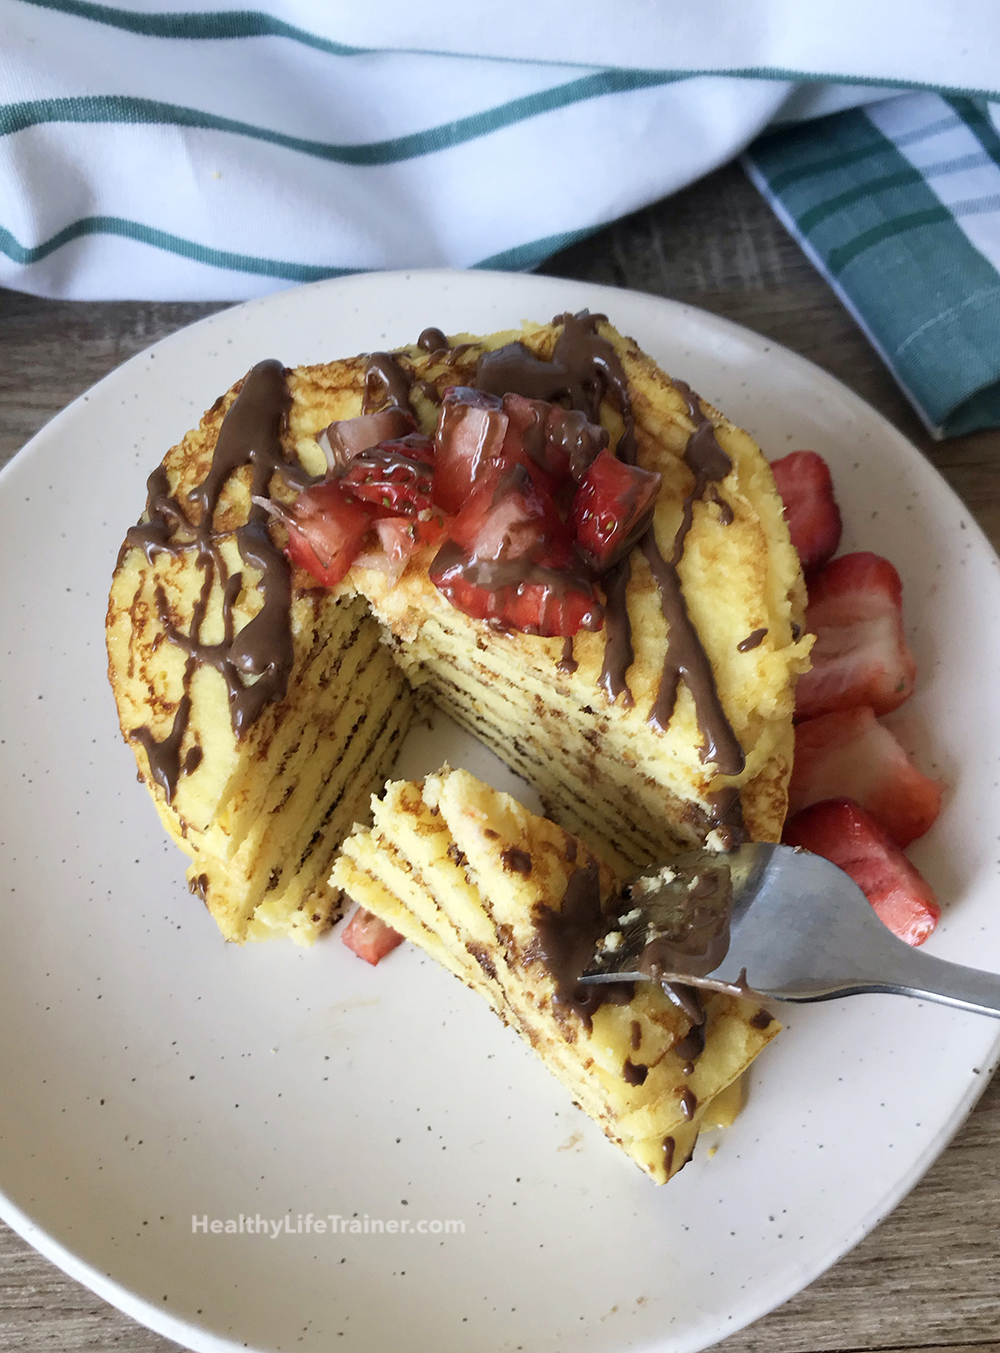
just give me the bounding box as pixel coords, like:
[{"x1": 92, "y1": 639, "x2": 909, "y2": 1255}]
[{"x1": 1, "y1": 162, "x2": 999, "y2": 1353}]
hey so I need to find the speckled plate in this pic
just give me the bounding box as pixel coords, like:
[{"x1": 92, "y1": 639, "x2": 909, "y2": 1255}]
[{"x1": 1, "y1": 271, "x2": 999, "y2": 1353}]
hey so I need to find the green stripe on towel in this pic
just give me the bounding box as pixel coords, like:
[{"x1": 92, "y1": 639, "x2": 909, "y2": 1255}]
[
  {"x1": 0, "y1": 73, "x2": 679, "y2": 167},
  {"x1": 746, "y1": 103, "x2": 1000, "y2": 436},
  {"x1": 0, "y1": 215, "x2": 355, "y2": 282}
]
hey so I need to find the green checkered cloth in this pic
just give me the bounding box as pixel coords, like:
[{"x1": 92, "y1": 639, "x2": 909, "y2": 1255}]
[{"x1": 745, "y1": 93, "x2": 1000, "y2": 439}]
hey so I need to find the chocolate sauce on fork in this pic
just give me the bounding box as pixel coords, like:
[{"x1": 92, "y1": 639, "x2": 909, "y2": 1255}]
[
  {"x1": 530, "y1": 858, "x2": 713, "y2": 1073},
  {"x1": 530, "y1": 860, "x2": 633, "y2": 1030}
]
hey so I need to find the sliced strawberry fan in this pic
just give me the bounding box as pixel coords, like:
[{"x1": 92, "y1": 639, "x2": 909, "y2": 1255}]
[
  {"x1": 790, "y1": 707, "x2": 942, "y2": 848},
  {"x1": 765, "y1": 449, "x2": 943, "y2": 946},
  {"x1": 769, "y1": 450, "x2": 842, "y2": 573},
  {"x1": 795, "y1": 551, "x2": 917, "y2": 721},
  {"x1": 784, "y1": 799, "x2": 941, "y2": 947}
]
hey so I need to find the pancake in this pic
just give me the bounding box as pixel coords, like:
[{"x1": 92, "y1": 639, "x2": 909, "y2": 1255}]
[
  {"x1": 106, "y1": 312, "x2": 811, "y2": 943},
  {"x1": 332, "y1": 766, "x2": 780, "y2": 1183}
]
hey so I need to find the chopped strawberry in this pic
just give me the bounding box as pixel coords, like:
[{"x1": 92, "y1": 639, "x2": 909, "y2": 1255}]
[
  {"x1": 431, "y1": 545, "x2": 602, "y2": 636},
  {"x1": 431, "y1": 463, "x2": 602, "y2": 637},
  {"x1": 769, "y1": 450, "x2": 842, "y2": 573},
  {"x1": 319, "y1": 408, "x2": 415, "y2": 471},
  {"x1": 433, "y1": 387, "x2": 609, "y2": 519},
  {"x1": 433, "y1": 388, "x2": 508, "y2": 514},
  {"x1": 493, "y1": 393, "x2": 564, "y2": 502},
  {"x1": 790, "y1": 707, "x2": 942, "y2": 847},
  {"x1": 341, "y1": 907, "x2": 405, "y2": 965},
  {"x1": 571, "y1": 448, "x2": 662, "y2": 572},
  {"x1": 374, "y1": 514, "x2": 444, "y2": 562},
  {"x1": 447, "y1": 461, "x2": 564, "y2": 557},
  {"x1": 337, "y1": 434, "x2": 436, "y2": 519},
  {"x1": 795, "y1": 552, "x2": 917, "y2": 720},
  {"x1": 783, "y1": 798, "x2": 940, "y2": 945},
  {"x1": 282, "y1": 481, "x2": 372, "y2": 587}
]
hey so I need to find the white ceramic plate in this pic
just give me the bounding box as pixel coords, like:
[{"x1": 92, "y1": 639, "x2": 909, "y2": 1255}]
[{"x1": 2, "y1": 271, "x2": 999, "y2": 1353}]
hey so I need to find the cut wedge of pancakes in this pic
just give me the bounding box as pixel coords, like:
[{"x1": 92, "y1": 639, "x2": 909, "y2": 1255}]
[{"x1": 333, "y1": 766, "x2": 780, "y2": 1184}]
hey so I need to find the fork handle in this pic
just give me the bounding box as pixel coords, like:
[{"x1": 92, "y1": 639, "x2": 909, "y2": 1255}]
[{"x1": 822, "y1": 945, "x2": 1000, "y2": 1018}]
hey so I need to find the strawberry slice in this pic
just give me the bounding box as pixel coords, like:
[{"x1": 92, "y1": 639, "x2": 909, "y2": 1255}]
[
  {"x1": 783, "y1": 798, "x2": 940, "y2": 945},
  {"x1": 281, "y1": 481, "x2": 373, "y2": 587},
  {"x1": 342, "y1": 907, "x2": 405, "y2": 965},
  {"x1": 795, "y1": 552, "x2": 917, "y2": 720},
  {"x1": 433, "y1": 388, "x2": 508, "y2": 514},
  {"x1": 790, "y1": 707, "x2": 942, "y2": 847},
  {"x1": 337, "y1": 434, "x2": 436, "y2": 519},
  {"x1": 571, "y1": 448, "x2": 662, "y2": 572},
  {"x1": 769, "y1": 450, "x2": 842, "y2": 573},
  {"x1": 431, "y1": 463, "x2": 603, "y2": 637}
]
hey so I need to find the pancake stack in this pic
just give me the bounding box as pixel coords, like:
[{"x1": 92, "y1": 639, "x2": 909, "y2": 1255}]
[
  {"x1": 333, "y1": 767, "x2": 780, "y2": 1183},
  {"x1": 106, "y1": 313, "x2": 811, "y2": 943}
]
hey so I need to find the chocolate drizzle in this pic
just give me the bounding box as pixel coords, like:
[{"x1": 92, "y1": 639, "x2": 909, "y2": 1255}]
[
  {"x1": 673, "y1": 1008, "x2": 707, "y2": 1065},
  {"x1": 708, "y1": 485, "x2": 734, "y2": 525},
  {"x1": 707, "y1": 786, "x2": 746, "y2": 849},
  {"x1": 363, "y1": 352, "x2": 413, "y2": 413},
  {"x1": 662, "y1": 1135, "x2": 675, "y2": 1175},
  {"x1": 623, "y1": 1059, "x2": 648, "y2": 1086},
  {"x1": 501, "y1": 847, "x2": 532, "y2": 876},
  {"x1": 127, "y1": 359, "x2": 308, "y2": 799},
  {"x1": 475, "y1": 311, "x2": 742, "y2": 773},
  {"x1": 598, "y1": 556, "x2": 635, "y2": 706},
  {"x1": 635, "y1": 382, "x2": 744, "y2": 773},
  {"x1": 431, "y1": 540, "x2": 603, "y2": 635},
  {"x1": 132, "y1": 694, "x2": 191, "y2": 801},
  {"x1": 125, "y1": 464, "x2": 189, "y2": 563},
  {"x1": 558, "y1": 636, "x2": 578, "y2": 674},
  {"x1": 738, "y1": 628, "x2": 767, "y2": 652},
  {"x1": 641, "y1": 536, "x2": 743, "y2": 774},
  {"x1": 668, "y1": 383, "x2": 733, "y2": 563},
  {"x1": 417, "y1": 327, "x2": 448, "y2": 354},
  {"x1": 530, "y1": 859, "x2": 632, "y2": 1029}
]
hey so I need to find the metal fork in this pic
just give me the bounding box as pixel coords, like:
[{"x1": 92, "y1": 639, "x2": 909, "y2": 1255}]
[{"x1": 578, "y1": 843, "x2": 1000, "y2": 1016}]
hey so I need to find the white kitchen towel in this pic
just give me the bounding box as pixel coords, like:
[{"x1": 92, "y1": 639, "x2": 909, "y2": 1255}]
[{"x1": 3, "y1": 0, "x2": 999, "y2": 304}]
